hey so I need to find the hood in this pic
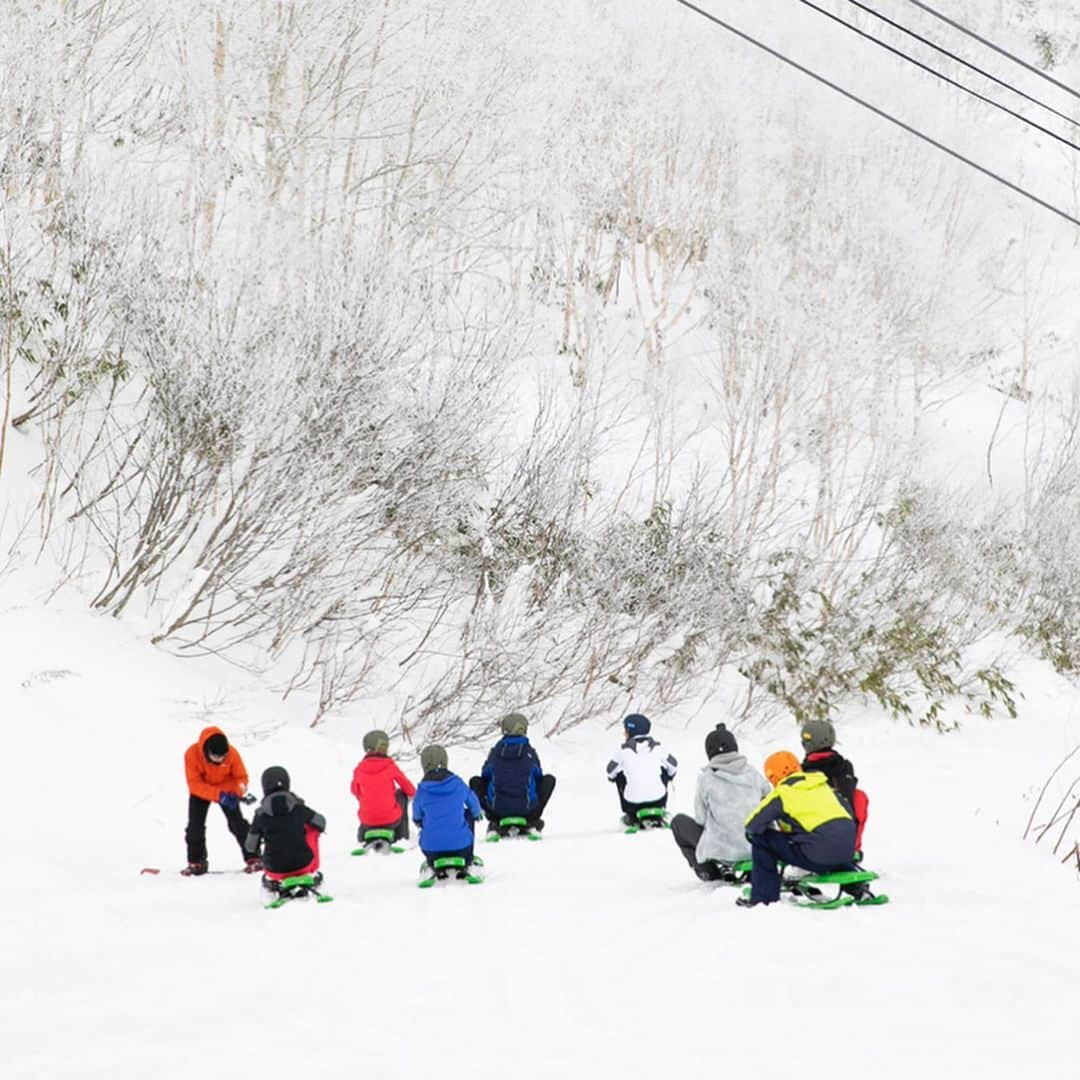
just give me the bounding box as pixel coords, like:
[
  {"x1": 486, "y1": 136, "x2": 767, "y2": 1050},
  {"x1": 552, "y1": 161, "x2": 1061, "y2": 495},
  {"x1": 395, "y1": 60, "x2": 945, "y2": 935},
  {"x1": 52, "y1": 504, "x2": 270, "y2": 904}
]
[
  {"x1": 493, "y1": 736, "x2": 531, "y2": 760},
  {"x1": 261, "y1": 790, "x2": 301, "y2": 816},
  {"x1": 705, "y1": 751, "x2": 749, "y2": 774},
  {"x1": 782, "y1": 770, "x2": 829, "y2": 792},
  {"x1": 198, "y1": 725, "x2": 227, "y2": 750},
  {"x1": 358, "y1": 754, "x2": 398, "y2": 776},
  {"x1": 421, "y1": 768, "x2": 455, "y2": 785}
]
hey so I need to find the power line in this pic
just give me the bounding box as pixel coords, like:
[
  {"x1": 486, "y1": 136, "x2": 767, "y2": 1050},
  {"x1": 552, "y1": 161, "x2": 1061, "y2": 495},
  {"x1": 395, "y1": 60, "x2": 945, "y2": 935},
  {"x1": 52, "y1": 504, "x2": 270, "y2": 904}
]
[
  {"x1": 905, "y1": 0, "x2": 1080, "y2": 102},
  {"x1": 843, "y1": 0, "x2": 1080, "y2": 132},
  {"x1": 670, "y1": 0, "x2": 1080, "y2": 229},
  {"x1": 797, "y1": 0, "x2": 1080, "y2": 153}
]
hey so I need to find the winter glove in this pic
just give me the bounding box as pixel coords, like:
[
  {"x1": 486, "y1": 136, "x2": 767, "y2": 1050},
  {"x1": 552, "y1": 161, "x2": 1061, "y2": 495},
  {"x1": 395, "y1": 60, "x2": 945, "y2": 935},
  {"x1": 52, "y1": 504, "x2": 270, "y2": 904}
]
[
  {"x1": 241, "y1": 793, "x2": 257, "y2": 805},
  {"x1": 219, "y1": 792, "x2": 240, "y2": 811}
]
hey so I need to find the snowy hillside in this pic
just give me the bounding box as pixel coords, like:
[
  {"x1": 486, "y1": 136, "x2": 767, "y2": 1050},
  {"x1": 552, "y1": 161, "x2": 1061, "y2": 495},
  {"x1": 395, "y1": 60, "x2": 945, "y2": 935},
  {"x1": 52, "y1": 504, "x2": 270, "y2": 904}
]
[
  {"x1": 4, "y1": 569, "x2": 1080, "y2": 1080},
  {"x1": 4, "y1": 2, "x2": 1080, "y2": 1076}
]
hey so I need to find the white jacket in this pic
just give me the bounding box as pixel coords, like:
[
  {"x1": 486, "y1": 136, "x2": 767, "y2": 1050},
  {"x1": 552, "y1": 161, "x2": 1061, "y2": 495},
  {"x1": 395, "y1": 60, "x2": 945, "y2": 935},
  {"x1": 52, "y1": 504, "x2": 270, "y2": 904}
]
[
  {"x1": 692, "y1": 752, "x2": 772, "y2": 863},
  {"x1": 607, "y1": 736, "x2": 678, "y2": 803}
]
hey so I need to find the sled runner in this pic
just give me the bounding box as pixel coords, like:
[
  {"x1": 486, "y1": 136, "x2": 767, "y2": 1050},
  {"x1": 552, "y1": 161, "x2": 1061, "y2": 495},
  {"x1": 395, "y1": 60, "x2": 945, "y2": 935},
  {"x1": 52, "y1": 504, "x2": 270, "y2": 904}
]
[
  {"x1": 417, "y1": 855, "x2": 485, "y2": 888},
  {"x1": 486, "y1": 816, "x2": 542, "y2": 842},
  {"x1": 351, "y1": 827, "x2": 406, "y2": 855}
]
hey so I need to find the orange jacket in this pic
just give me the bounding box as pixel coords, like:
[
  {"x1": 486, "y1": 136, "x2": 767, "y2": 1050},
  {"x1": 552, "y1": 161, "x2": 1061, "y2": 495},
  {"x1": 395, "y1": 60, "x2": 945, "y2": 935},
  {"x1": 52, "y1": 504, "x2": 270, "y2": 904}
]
[{"x1": 184, "y1": 725, "x2": 249, "y2": 803}]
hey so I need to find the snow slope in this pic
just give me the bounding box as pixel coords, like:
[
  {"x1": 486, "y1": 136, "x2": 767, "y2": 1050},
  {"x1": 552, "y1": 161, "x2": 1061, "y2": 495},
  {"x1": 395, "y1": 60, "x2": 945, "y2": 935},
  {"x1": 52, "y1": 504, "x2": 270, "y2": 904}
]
[{"x1": 4, "y1": 571, "x2": 1078, "y2": 1080}]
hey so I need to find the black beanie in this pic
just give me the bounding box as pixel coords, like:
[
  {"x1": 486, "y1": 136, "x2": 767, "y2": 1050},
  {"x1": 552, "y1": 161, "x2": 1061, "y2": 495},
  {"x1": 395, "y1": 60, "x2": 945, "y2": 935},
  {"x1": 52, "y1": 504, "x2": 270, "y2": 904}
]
[
  {"x1": 204, "y1": 733, "x2": 229, "y2": 759},
  {"x1": 705, "y1": 723, "x2": 737, "y2": 757}
]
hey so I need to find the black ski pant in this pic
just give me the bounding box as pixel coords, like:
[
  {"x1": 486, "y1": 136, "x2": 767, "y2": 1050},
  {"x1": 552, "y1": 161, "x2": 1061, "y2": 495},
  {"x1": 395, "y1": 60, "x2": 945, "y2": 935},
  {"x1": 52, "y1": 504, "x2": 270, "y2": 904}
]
[
  {"x1": 359, "y1": 790, "x2": 410, "y2": 842},
  {"x1": 670, "y1": 813, "x2": 727, "y2": 881},
  {"x1": 749, "y1": 830, "x2": 856, "y2": 904},
  {"x1": 468, "y1": 774, "x2": 556, "y2": 825},
  {"x1": 185, "y1": 795, "x2": 249, "y2": 864},
  {"x1": 421, "y1": 845, "x2": 476, "y2": 868},
  {"x1": 613, "y1": 773, "x2": 668, "y2": 817}
]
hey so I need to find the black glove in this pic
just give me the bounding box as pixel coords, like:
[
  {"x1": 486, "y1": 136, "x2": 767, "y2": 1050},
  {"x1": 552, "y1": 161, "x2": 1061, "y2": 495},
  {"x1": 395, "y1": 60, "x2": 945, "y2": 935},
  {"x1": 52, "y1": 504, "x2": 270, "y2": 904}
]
[{"x1": 241, "y1": 793, "x2": 257, "y2": 805}]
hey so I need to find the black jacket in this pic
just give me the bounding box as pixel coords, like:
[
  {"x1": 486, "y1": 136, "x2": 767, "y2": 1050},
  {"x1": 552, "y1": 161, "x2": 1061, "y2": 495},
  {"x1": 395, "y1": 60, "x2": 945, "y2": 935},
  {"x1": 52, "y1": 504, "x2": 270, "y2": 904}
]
[
  {"x1": 801, "y1": 749, "x2": 857, "y2": 807},
  {"x1": 245, "y1": 791, "x2": 326, "y2": 874}
]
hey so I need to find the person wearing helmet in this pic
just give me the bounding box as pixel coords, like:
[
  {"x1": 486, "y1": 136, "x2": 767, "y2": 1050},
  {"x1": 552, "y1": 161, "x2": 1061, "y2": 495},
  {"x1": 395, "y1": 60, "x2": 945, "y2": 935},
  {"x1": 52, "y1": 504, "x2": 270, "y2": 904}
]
[
  {"x1": 800, "y1": 718, "x2": 869, "y2": 856},
  {"x1": 412, "y1": 745, "x2": 484, "y2": 869},
  {"x1": 606, "y1": 714, "x2": 678, "y2": 827},
  {"x1": 245, "y1": 766, "x2": 327, "y2": 889},
  {"x1": 350, "y1": 729, "x2": 417, "y2": 844},
  {"x1": 468, "y1": 713, "x2": 556, "y2": 836},
  {"x1": 736, "y1": 750, "x2": 857, "y2": 907},
  {"x1": 182, "y1": 726, "x2": 260, "y2": 876},
  {"x1": 670, "y1": 723, "x2": 771, "y2": 881}
]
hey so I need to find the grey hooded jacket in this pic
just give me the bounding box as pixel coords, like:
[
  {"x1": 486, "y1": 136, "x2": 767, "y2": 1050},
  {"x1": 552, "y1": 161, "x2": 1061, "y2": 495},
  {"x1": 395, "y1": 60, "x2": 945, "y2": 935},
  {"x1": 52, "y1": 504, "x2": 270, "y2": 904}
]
[{"x1": 692, "y1": 752, "x2": 772, "y2": 863}]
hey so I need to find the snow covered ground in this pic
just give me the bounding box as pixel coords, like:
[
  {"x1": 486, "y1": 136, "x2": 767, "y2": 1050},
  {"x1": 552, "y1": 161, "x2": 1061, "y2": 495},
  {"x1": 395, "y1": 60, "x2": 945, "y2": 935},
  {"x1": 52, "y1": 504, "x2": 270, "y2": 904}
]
[{"x1": 4, "y1": 563, "x2": 1078, "y2": 1080}]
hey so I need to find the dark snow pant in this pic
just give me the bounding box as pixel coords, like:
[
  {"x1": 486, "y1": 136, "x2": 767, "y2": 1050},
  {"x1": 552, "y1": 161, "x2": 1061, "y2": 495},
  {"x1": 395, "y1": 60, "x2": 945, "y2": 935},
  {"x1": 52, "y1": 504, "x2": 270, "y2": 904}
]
[
  {"x1": 468, "y1": 774, "x2": 556, "y2": 826},
  {"x1": 422, "y1": 845, "x2": 476, "y2": 868},
  {"x1": 613, "y1": 773, "x2": 668, "y2": 817},
  {"x1": 359, "y1": 791, "x2": 410, "y2": 842},
  {"x1": 748, "y1": 830, "x2": 855, "y2": 904},
  {"x1": 185, "y1": 795, "x2": 249, "y2": 864},
  {"x1": 670, "y1": 814, "x2": 727, "y2": 881}
]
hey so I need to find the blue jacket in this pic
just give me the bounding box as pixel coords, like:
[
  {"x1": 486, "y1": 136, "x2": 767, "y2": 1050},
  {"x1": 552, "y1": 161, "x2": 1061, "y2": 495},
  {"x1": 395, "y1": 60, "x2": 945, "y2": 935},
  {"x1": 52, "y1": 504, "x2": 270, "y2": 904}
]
[
  {"x1": 482, "y1": 736, "x2": 543, "y2": 816},
  {"x1": 412, "y1": 770, "x2": 482, "y2": 853}
]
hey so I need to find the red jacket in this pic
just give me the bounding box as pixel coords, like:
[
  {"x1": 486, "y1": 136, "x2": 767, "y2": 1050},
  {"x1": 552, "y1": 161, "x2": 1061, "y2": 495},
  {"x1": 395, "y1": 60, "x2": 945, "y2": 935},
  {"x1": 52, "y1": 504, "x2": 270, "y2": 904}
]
[
  {"x1": 350, "y1": 754, "x2": 416, "y2": 825},
  {"x1": 184, "y1": 725, "x2": 249, "y2": 802}
]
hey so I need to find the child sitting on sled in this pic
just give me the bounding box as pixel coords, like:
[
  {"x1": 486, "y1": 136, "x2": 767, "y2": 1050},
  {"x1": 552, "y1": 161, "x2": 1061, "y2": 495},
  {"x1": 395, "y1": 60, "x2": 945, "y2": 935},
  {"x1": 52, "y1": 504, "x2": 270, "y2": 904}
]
[
  {"x1": 351, "y1": 729, "x2": 416, "y2": 844},
  {"x1": 606, "y1": 714, "x2": 678, "y2": 827},
  {"x1": 469, "y1": 712, "x2": 556, "y2": 836},
  {"x1": 799, "y1": 719, "x2": 869, "y2": 856},
  {"x1": 245, "y1": 766, "x2": 327, "y2": 889},
  {"x1": 413, "y1": 745, "x2": 484, "y2": 869}
]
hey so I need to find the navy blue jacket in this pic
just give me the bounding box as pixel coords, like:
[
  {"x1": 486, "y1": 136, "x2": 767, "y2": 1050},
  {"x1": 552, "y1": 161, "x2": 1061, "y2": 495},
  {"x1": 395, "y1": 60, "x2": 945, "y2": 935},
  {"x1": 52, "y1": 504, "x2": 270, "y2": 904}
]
[
  {"x1": 412, "y1": 770, "x2": 482, "y2": 854},
  {"x1": 481, "y1": 736, "x2": 544, "y2": 816}
]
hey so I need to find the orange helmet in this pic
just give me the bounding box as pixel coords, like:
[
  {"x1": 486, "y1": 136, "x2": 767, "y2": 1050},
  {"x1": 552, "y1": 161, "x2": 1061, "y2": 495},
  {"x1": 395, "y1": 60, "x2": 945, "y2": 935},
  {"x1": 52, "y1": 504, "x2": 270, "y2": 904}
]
[{"x1": 764, "y1": 750, "x2": 800, "y2": 787}]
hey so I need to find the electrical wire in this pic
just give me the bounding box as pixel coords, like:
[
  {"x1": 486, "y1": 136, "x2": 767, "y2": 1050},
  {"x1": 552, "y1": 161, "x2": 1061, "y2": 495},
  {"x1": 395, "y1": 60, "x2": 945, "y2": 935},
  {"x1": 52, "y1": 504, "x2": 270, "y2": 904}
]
[
  {"x1": 797, "y1": 0, "x2": 1080, "y2": 153},
  {"x1": 905, "y1": 0, "x2": 1080, "y2": 102},
  {"x1": 843, "y1": 0, "x2": 1080, "y2": 132},
  {"x1": 670, "y1": 0, "x2": 1080, "y2": 229}
]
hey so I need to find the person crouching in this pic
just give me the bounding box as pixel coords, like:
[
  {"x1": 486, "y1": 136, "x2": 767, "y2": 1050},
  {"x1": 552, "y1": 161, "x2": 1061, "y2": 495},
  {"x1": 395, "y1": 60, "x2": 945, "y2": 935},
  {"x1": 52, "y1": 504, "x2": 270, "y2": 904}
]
[
  {"x1": 737, "y1": 751, "x2": 856, "y2": 907},
  {"x1": 245, "y1": 766, "x2": 327, "y2": 889}
]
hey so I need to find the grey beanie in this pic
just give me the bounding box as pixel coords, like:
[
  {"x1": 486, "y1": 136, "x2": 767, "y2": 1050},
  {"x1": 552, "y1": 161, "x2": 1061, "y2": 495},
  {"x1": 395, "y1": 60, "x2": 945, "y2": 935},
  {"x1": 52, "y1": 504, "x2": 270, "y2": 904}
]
[
  {"x1": 705, "y1": 723, "x2": 738, "y2": 757},
  {"x1": 800, "y1": 719, "x2": 836, "y2": 753},
  {"x1": 420, "y1": 744, "x2": 449, "y2": 773},
  {"x1": 363, "y1": 729, "x2": 390, "y2": 754},
  {"x1": 501, "y1": 713, "x2": 528, "y2": 736},
  {"x1": 261, "y1": 766, "x2": 290, "y2": 795}
]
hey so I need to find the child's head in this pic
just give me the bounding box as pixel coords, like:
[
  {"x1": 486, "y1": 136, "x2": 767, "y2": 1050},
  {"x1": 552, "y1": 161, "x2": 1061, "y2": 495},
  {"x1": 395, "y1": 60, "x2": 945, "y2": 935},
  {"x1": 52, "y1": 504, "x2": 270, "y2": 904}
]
[
  {"x1": 420, "y1": 744, "x2": 448, "y2": 774},
  {"x1": 705, "y1": 723, "x2": 737, "y2": 757},
  {"x1": 501, "y1": 712, "x2": 528, "y2": 736},
  {"x1": 261, "y1": 765, "x2": 290, "y2": 795},
  {"x1": 800, "y1": 719, "x2": 836, "y2": 754},
  {"x1": 363, "y1": 729, "x2": 390, "y2": 755},
  {"x1": 623, "y1": 713, "x2": 651, "y2": 738},
  {"x1": 764, "y1": 751, "x2": 800, "y2": 787}
]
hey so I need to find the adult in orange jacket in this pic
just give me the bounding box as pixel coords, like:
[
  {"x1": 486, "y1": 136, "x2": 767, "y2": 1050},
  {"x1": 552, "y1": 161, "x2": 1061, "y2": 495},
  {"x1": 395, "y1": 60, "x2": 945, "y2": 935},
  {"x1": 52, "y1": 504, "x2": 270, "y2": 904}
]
[
  {"x1": 350, "y1": 729, "x2": 416, "y2": 844},
  {"x1": 183, "y1": 726, "x2": 260, "y2": 876}
]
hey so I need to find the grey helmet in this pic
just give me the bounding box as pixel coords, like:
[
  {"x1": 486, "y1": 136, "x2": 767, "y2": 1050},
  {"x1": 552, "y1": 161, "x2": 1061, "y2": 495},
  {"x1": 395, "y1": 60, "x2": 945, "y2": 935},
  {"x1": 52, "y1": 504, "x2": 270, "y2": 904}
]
[
  {"x1": 363, "y1": 729, "x2": 390, "y2": 754},
  {"x1": 800, "y1": 719, "x2": 836, "y2": 753},
  {"x1": 501, "y1": 713, "x2": 528, "y2": 736},
  {"x1": 261, "y1": 766, "x2": 290, "y2": 795},
  {"x1": 420, "y1": 744, "x2": 448, "y2": 773}
]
